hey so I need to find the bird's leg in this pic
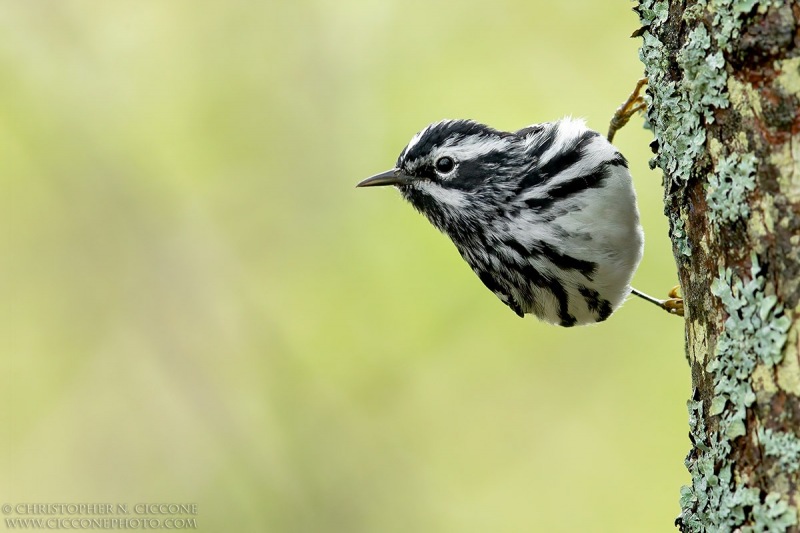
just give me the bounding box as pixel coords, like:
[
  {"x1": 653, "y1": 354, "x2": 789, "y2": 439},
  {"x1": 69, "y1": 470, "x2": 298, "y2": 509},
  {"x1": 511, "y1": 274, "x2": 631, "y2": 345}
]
[
  {"x1": 607, "y1": 77, "x2": 648, "y2": 143},
  {"x1": 630, "y1": 286, "x2": 684, "y2": 317},
  {"x1": 608, "y1": 78, "x2": 685, "y2": 318}
]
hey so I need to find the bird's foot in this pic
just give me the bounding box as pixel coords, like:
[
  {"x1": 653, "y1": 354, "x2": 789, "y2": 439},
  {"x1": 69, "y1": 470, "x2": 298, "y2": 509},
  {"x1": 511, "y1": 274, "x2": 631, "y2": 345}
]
[
  {"x1": 607, "y1": 77, "x2": 648, "y2": 143},
  {"x1": 662, "y1": 285, "x2": 684, "y2": 317},
  {"x1": 630, "y1": 285, "x2": 684, "y2": 317}
]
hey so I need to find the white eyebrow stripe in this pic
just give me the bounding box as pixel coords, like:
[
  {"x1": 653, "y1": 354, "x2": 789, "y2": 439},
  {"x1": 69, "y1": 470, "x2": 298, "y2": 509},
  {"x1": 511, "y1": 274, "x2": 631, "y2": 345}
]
[{"x1": 434, "y1": 135, "x2": 512, "y2": 161}]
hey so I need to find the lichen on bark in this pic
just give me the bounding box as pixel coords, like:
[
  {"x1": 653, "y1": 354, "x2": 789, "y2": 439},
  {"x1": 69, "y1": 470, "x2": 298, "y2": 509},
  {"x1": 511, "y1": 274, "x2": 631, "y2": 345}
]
[{"x1": 634, "y1": 0, "x2": 800, "y2": 530}]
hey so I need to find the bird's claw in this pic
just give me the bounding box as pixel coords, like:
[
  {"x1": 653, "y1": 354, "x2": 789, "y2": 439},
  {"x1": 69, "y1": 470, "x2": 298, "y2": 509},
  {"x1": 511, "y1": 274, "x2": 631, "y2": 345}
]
[
  {"x1": 607, "y1": 77, "x2": 648, "y2": 143},
  {"x1": 663, "y1": 285, "x2": 684, "y2": 317}
]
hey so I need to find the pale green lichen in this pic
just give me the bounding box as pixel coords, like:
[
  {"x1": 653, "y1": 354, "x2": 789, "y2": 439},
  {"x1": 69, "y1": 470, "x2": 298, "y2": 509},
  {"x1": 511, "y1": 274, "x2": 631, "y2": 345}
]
[
  {"x1": 679, "y1": 425, "x2": 796, "y2": 533},
  {"x1": 639, "y1": 0, "x2": 773, "y2": 187},
  {"x1": 707, "y1": 153, "x2": 758, "y2": 226},
  {"x1": 639, "y1": 34, "x2": 709, "y2": 184},
  {"x1": 637, "y1": 0, "x2": 798, "y2": 530},
  {"x1": 672, "y1": 216, "x2": 692, "y2": 257},
  {"x1": 680, "y1": 399, "x2": 763, "y2": 532},
  {"x1": 708, "y1": 254, "x2": 791, "y2": 424},
  {"x1": 745, "y1": 493, "x2": 798, "y2": 533},
  {"x1": 679, "y1": 253, "x2": 793, "y2": 531},
  {"x1": 678, "y1": 25, "x2": 729, "y2": 121},
  {"x1": 638, "y1": 0, "x2": 729, "y2": 186},
  {"x1": 638, "y1": 0, "x2": 669, "y2": 27},
  {"x1": 759, "y1": 427, "x2": 800, "y2": 473},
  {"x1": 709, "y1": 0, "x2": 780, "y2": 48}
]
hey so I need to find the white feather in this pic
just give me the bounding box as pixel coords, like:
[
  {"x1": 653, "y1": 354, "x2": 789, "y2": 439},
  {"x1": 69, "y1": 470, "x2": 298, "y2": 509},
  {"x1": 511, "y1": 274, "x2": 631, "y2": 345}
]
[
  {"x1": 415, "y1": 181, "x2": 469, "y2": 208},
  {"x1": 434, "y1": 135, "x2": 512, "y2": 164}
]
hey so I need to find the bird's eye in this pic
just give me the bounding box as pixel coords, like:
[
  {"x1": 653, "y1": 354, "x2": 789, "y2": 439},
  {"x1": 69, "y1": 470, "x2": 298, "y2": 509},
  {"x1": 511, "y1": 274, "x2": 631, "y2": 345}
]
[{"x1": 435, "y1": 156, "x2": 455, "y2": 174}]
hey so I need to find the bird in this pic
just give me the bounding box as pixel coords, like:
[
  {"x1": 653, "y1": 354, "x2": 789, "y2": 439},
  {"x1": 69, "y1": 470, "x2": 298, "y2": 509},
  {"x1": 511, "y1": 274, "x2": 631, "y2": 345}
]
[{"x1": 357, "y1": 82, "x2": 683, "y2": 326}]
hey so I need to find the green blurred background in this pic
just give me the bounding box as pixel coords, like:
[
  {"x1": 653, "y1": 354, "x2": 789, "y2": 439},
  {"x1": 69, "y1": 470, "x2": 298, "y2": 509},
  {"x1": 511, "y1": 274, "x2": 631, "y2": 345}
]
[{"x1": 1, "y1": 1, "x2": 688, "y2": 531}]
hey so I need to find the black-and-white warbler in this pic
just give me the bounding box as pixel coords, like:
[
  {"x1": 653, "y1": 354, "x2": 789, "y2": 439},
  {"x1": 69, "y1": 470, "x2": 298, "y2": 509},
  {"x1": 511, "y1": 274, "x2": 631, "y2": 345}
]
[{"x1": 358, "y1": 86, "x2": 681, "y2": 326}]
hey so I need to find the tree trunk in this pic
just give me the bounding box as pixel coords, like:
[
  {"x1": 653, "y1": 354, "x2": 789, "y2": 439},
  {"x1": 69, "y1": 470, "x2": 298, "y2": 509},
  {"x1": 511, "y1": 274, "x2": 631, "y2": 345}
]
[{"x1": 634, "y1": 0, "x2": 800, "y2": 530}]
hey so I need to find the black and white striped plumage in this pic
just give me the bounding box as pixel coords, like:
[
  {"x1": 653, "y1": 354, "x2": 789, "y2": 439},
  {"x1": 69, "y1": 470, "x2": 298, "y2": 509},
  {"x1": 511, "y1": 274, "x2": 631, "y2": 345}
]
[{"x1": 358, "y1": 118, "x2": 644, "y2": 327}]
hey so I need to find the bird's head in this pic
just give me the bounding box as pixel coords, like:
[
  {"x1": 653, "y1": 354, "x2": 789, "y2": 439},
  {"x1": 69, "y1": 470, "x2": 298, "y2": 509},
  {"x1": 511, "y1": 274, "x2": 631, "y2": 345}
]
[{"x1": 357, "y1": 119, "x2": 527, "y2": 231}]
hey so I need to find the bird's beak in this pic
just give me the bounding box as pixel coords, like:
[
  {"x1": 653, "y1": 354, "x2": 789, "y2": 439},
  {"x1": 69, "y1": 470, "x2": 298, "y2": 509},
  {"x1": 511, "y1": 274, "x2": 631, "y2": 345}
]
[{"x1": 356, "y1": 168, "x2": 415, "y2": 188}]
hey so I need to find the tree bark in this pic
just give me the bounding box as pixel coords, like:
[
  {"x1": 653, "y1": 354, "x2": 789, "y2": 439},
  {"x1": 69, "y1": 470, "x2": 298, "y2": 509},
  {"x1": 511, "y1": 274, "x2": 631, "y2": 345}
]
[{"x1": 634, "y1": 0, "x2": 800, "y2": 531}]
